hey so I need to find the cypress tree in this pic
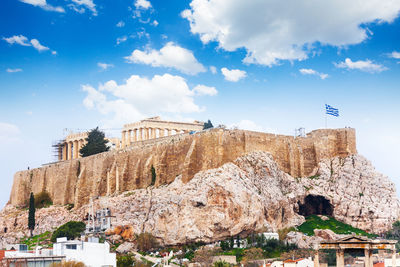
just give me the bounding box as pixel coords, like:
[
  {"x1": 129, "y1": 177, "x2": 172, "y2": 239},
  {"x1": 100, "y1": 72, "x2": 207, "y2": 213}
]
[
  {"x1": 79, "y1": 127, "x2": 109, "y2": 157},
  {"x1": 203, "y1": 120, "x2": 214, "y2": 130},
  {"x1": 28, "y1": 192, "x2": 35, "y2": 237}
]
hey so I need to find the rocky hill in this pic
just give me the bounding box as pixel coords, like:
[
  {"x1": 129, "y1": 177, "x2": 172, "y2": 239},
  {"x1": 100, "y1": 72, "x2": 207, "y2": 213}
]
[
  {"x1": 9, "y1": 128, "x2": 355, "y2": 208},
  {"x1": 0, "y1": 150, "x2": 398, "y2": 248}
]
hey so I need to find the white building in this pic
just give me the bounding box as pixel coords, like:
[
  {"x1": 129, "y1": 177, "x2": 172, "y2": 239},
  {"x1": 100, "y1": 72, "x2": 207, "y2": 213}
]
[
  {"x1": 53, "y1": 237, "x2": 116, "y2": 267},
  {"x1": 263, "y1": 232, "x2": 279, "y2": 240},
  {"x1": 283, "y1": 258, "x2": 314, "y2": 267}
]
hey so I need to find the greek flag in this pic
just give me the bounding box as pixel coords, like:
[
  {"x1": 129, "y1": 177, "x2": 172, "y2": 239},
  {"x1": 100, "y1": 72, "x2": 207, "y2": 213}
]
[{"x1": 325, "y1": 104, "x2": 339, "y2": 117}]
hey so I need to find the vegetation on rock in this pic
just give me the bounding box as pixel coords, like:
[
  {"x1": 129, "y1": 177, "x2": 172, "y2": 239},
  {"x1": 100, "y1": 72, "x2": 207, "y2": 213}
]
[
  {"x1": 79, "y1": 127, "x2": 109, "y2": 157},
  {"x1": 136, "y1": 232, "x2": 159, "y2": 252},
  {"x1": 117, "y1": 254, "x2": 135, "y2": 267},
  {"x1": 34, "y1": 191, "x2": 52, "y2": 208},
  {"x1": 49, "y1": 261, "x2": 86, "y2": 267},
  {"x1": 20, "y1": 231, "x2": 52, "y2": 250},
  {"x1": 297, "y1": 215, "x2": 375, "y2": 237},
  {"x1": 51, "y1": 221, "x2": 86, "y2": 242},
  {"x1": 385, "y1": 221, "x2": 400, "y2": 251},
  {"x1": 28, "y1": 192, "x2": 35, "y2": 237}
]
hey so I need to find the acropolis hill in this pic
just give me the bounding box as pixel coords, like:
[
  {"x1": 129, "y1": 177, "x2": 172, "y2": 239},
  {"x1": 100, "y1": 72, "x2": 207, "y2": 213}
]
[{"x1": 10, "y1": 127, "x2": 356, "y2": 208}]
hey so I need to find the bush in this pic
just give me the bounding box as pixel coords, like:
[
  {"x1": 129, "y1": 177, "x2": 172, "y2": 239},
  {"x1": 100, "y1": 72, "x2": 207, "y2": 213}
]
[
  {"x1": 117, "y1": 254, "x2": 134, "y2": 267},
  {"x1": 51, "y1": 221, "x2": 86, "y2": 242},
  {"x1": 242, "y1": 247, "x2": 264, "y2": 263},
  {"x1": 34, "y1": 191, "x2": 53, "y2": 209},
  {"x1": 213, "y1": 261, "x2": 231, "y2": 267},
  {"x1": 136, "y1": 232, "x2": 159, "y2": 252}
]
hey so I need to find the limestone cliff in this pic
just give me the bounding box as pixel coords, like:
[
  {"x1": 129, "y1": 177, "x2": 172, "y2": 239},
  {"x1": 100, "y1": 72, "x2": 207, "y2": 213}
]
[
  {"x1": 0, "y1": 151, "x2": 398, "y2": 248},
  {"x1": 9, "y1": 128, "x2": 356, "y2": 208}
]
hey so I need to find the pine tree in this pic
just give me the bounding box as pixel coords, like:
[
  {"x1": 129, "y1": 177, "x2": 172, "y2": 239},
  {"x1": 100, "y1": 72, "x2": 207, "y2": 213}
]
[
  {"x1": 203, "y1": 120, "x2": 214, "y2": 130},
  {"x1": 79, "y1": 127, "x2": 109, "y2": 157},
  {"x1": 28, "y1": 192, "x2": 35, "y2": 237}
]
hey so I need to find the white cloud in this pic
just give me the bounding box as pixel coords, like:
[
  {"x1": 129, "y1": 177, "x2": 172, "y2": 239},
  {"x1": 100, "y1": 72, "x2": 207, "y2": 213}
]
[
  {"x1": 116, "y1": 21, "x2": 125, "y2": 27},
  {"x1": 299, "y1": 68, "x2": 329, "y2": 79},
  {"x1": 51, "y1": 50, "x2": 57, "y2": 55},
  {"x1": 182, "y1": 0, "x2": 400, "y2": 66},
  {"x1": 209, "y1": 66, "x2": 217, "y2": 74},
  {"x1": 97, "y1": 62, "x2": 114, "y2": 70},
  {"x1": 125, "y1": 42, "x2": 206, "y2": 75},
  {"x1": 19, "y1": 0, "x2": 64, "y2": 12},
  {"x1": 6, "y1": 68, "x2": 23, "y2": 73},
  {"x1": 230, "y1": 120, "x2": 263, "y2": 132},
  {"x1": 221, "y1": 67, "x2": 246, "y2": 82},
  {"x1": 116, "y1": 36, "x2": 128, "y2": 45},
  {"x1": 82, "y1": 73, "x2": 216, "y2": 126},
  {"x1": 193, "y1": 85, "x2": 217, "y2": 96},
  {"x1": 0, "y1": 122, "x2": 21, "y2": 145},
  {"x1": 335, "y1": 58, "x2": 387, "y2": 73},
  {"x1": 152, "y1": 20, "x2": 159, "y2": 26},
  {"x1": 135, "y1": 0, "x2": 151, "y2": 9},
  {"x1": 3, "y1": 35, "x2": 30, "y2": 46},
  {"x1": 30, "y1": 39, "x2": 49, "y2": 52},
  {"x1": 70, "y1": 0, "x2": 97, "y2": 15},
  {"x1": 389, "y1": 51, "x2": 400, "y2": 59}
]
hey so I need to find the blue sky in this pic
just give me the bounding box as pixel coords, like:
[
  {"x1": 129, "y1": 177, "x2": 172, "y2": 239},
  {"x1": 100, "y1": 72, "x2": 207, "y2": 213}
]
[{"x1": 1, "y1": 0, "x2": 400, "y2": 208}]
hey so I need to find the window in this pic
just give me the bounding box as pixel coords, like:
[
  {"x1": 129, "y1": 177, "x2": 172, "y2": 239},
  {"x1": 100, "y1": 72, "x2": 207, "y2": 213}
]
[{"x1": 66, "y1": 244, "x2": 77, "y2": 250}]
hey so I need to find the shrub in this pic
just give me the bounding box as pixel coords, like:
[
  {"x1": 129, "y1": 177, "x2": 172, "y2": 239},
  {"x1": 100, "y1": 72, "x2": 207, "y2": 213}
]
[
  {"x1": 242, "y1": 247, "x2": 264, "y2": 263},
  {"x1": 136, "y1": 232, "x2": 159, "y2": 252},
  {"x1": 213, "y1": 261, "x2": 231, "y2": 267},
  {"x1": 150, "y1": 165, "x2": 156, "y2": 186},
  {"x1": 34, "y1": 191, "x2": 52, "y2": 209},
  {"x1": 51, "y1": 221, "x2": 86, "y2": 242},
  {"x1": 117, "y1": 254, "x2": 134, "y2": 267}
]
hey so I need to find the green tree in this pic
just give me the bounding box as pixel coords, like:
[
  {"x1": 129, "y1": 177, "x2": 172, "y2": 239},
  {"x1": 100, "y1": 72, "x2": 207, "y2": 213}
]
[
  {"x1": 51, "y1": 221, "x2": 86, "y2": 242},
  {"x1": 236, "y1": 235, "x2": 241, "y2": 248},
  {"x1": 28, "y1": 192, "x2": 35, "y2": 237},
  {"x1": 117, "y1": 254, "x2": 134, "y2": 267},
  {"x1": 136, "y1": 232, "x2": 159, "y2": 252},
  {"x1": 203, "y1": 120, "x2": 214, "y2": 130},
  {"x1": 79, "y1": 127, "x2": 109, "y2": 157},
  {"x1": 229, "y1": 236, "x2": 234, "y2": 249},
  {"x1": 150, "y1": 165, "x2": 156, "y2": 186},
  {"x1": 34, "y1": 191, "x2": 52, "y2": 209}
]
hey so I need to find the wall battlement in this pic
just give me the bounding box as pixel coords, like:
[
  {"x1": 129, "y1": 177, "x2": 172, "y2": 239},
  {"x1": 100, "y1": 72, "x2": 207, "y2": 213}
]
[{"x1": 9, "y1": 128, "x2": 356, "y2": 208}]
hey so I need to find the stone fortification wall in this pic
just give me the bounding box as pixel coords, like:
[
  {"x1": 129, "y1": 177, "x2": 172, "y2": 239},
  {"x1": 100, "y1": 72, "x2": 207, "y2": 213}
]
[{"x1": 9, "y1": 128, "x2": 356, "y2": 208}]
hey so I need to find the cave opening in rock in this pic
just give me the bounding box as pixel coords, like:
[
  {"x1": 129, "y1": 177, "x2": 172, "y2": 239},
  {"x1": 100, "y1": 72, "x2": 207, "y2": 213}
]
[{"x1": 298, "y1": 195, "x2": 333, "y2": 216}]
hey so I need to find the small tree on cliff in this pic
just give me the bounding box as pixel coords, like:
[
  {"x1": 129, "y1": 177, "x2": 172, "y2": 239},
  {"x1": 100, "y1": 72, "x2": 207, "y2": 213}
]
[
  {"x1": 28, "y1": 192, "x2": 35, "y2": 237},
  {"x1": 79, "y1": 127, "x2": 109, "y2": 157},
  {"x1": 203, "y1": 120, "x2": 213, "y2": 130}
]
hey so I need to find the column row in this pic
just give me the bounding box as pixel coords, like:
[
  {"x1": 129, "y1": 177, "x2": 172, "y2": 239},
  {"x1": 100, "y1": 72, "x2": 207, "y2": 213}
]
[
  {"x1": 61, "y1": 139, "x2": 86, "y2": 161},
  {"x1": 121, "y1": 127, "x2": 190, "y2": 148}
]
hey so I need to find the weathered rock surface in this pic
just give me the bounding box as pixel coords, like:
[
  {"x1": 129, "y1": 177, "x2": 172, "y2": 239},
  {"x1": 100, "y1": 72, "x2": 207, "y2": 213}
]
[
  {"x1": 9, "y1": 128, "x2": 356, "y2": 208},
  {"x1": 1, "y1": 151, "x2": 398, "y2": 248}
]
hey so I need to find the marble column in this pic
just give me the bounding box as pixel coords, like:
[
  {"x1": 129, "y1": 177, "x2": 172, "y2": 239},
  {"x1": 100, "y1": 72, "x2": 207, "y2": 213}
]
[
  {"x1": 143, "y1": 127, "x2": 148, "y2": 140},
  {"x1": 314, "y1": 250, "x2": 319, "y2": 267},
  {"x1": 151, "y1": 128, "x2": 156, "y2": 139},
  {"x1": 392, "y1": 248, "x2": 396, "y2": 267},
  {"x1": 77, "y1": 140, "x2": 82, "y2": 158},
  {"x1": 62, "y1": 143, "x2": 67, "y2": 161},
  {"x1": 364, "y1": 248, "x2": 372, "y2": 267},
  {"x1": 132, "y1": 129, "x2": 137, "y2": 142},
  {"x1": 67, "y1": 142, "x2": 72, "y2": 160},
  {"x1": 121, "y1": 130, "x2": 126, "y2": 148},
  {"x1": 73, "y1": 140, "x2": 79, "y2": 159},
  {"x1": 167, "y1": 129, "x2": 172, "y2": 136},
  {"x1": 126, "y1": 130, "x2": 131, "y2": 146},
  {"x1": 159, "y1": 128, "x2": 165, "y2": 137},
  {"x1": 336, "y1": 249, "x2": 344, "y2": 267}
]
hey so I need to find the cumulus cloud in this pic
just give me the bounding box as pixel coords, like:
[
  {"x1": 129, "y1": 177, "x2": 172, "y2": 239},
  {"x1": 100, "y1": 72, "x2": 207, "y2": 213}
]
[
  {"x1": 221, "y1": 67, "x2": 246, "y2": 82},
  {"x1": 152, "y1": 20, "x2": 159, "y2": 26},
  {"x1": 125, "y1": 42, "x2": 206, "y2": 75},
  {"x1": 135, "y1": 0, "x2": 151, "y2": 9},
  {"x1": 116, "y1": 21, "x2": 125, "y2": 27},
  {"x1": 182, "y1": 0, "x2": 400, "y2": 66},
  {"x1": 30, "y1": 39, "x2": 49, "y2": 52},
  {"x1": 299, "y1": 68, "x2": 329, "y2": 79},
  {"x1": 3, "y1": 35, "x2": 54, "y2": 54},
  {"x1": 389, "y1": 51, "x2": 400, "y2": 59},
  {"x1": 19, "y1": 0, "x2": 64, "y2": 12},
  {"x1": 82, "y1": 73, "x2": 216, "y2": 126},
  {"x1": 193, "y1": 85, "x2": 217, "y2": 96},
  {"x1": 3, "y1": 35, "x2": 30, "y2": 46},
  {"x1": 116, "y1": 36, "x2": 128, "y2": 45},
  {"x1": 70, "y1": 0, "x2": 97, "y2": 15},
  {"x1": 97, "y1": 62, "x2": 113, "y2": 70},
  {"x1": 335, "y1": 58, "x2": 387, "y2": 73},
  {"x1": 6, "y1": 68, "x2": 23, "y2": 73}
]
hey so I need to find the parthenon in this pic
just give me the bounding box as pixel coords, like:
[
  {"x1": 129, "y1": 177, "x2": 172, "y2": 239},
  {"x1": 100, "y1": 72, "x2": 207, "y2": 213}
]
[
  {"x1": 121, "y1": 116, "x2": 204, "y2": 148},
  {"x1": 57, "y1": 117, "x2": 204, "y2": 161}
]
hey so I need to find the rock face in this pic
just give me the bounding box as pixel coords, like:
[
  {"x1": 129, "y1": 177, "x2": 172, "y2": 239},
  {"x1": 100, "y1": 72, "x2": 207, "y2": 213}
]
[
  {"x1": 9, "y1": 128, "x2": 356, "y2": 208},
  {"x1": 1, "y1": 151, "x2": 398, "y2": 247}
]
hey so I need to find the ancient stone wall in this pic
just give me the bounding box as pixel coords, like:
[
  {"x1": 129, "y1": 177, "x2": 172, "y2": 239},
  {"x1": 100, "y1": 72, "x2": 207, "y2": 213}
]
[{"x1": 9, "y1": 128, "x2": 356, "y2": 208}]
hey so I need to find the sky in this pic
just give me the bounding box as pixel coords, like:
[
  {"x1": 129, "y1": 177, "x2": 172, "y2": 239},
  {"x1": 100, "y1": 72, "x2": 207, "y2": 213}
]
[{"x1": 0, "y1": 0, "x2": 400, "y2": 208}]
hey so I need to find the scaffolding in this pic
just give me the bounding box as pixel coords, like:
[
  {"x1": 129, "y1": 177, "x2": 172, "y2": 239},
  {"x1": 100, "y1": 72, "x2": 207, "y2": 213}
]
[{"x1": 51, "y1": 140, "x2": 64, "y2": 162}]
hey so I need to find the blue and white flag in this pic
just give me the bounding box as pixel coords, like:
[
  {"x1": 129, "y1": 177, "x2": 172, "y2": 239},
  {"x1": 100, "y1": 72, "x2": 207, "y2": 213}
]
[{"x1": 325, "y1": 104, "x2": 339, "y2": 117}]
